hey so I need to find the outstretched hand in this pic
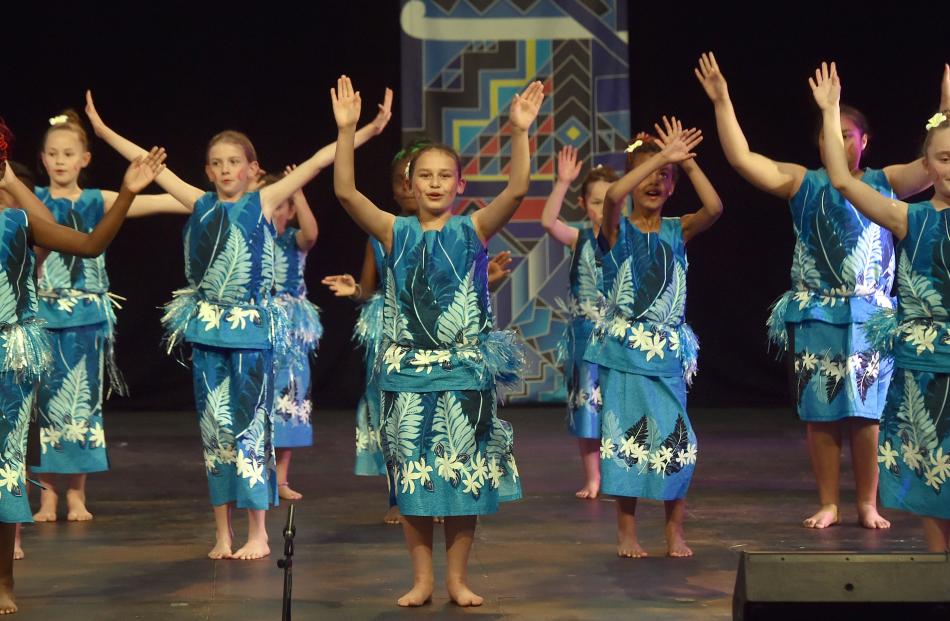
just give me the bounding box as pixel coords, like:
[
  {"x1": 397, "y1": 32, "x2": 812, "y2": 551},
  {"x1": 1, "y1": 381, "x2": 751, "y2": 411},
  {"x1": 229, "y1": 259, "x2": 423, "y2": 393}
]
[
  {"x1": 509, "y1": 81, "x2": 545, "y2": 131},
  {"x1": 331, "y1": 75, "x2": 362, "y2": 130},
  {"x1": 940, "y1": 63, "x2": 950, "y2": 112},
  {"x1": 809, "y1": 61, "x2": 840, "y2": 111},
  {"x1": 122, "y1": 147, "x2": 167, "y2": 194},
  {"x1": 653, "y1": 116, "x2": 703, "y2": 163},
  {"x1": 370, "y1": 88, "x2": 394, "y2": 136},
  {"x1": 85, "y1": 90, "x2": 109, "y2": 136},
  {"x1": 694, "y1": 52, "x2": 729, "y2": 103},
  {"x1": 487, "y1": 251, "x2": 513, "y2": 287},
  {"x1": 556, "y1": 146, "x2": 584, "y2": 184},
  {"x1": 321, "y1": 274, "x2": 358, "y2": 297}
]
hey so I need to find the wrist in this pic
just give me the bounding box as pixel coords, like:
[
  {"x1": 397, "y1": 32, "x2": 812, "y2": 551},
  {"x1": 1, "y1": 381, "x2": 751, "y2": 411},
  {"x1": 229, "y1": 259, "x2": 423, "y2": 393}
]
[{"x1": 348, "y1": 283, "x2": 363, "y2": 300}]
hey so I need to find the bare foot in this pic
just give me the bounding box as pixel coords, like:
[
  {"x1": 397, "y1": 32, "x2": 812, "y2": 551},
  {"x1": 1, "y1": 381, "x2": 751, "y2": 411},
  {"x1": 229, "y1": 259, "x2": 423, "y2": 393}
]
[
  {"x1": 208, "y1": 537, "x2": 233, "y2": 560},
  {"x1": 446, "y1": 580, "x2": 483, "y2": 607},
  {"x1": 383, "y1": 506, "x2": 402, "y2": 525},
  {"x1": 12, "y1": 546, "x2": 23, "y2": 561},
  {"x1": 397, "y1": 581, "x2": 433, "y2": 607},
  {"x1": 617, "y1": 534, "x2": 648, "y2": 558},
  {"x1": 278, "y1": 483, "x2": 303, "y2": 501},
  {"x1": 802, "y1": 504, "x2": 839, "y2": 529},
  {"x1": 32, "y1": 509, "x2": 56, "y2": 522},
  {"x1": 33, "y1": 488, "x2": 58, "y2": 522},
  {"x1": 433, "y1": 516, "x2": 444, "y2": 524},
  {"x1": 666, "y1": 526, "x2": 693, "y2": 557},
  {"x1": 66, "y1": 490, "x2": 93, "y2": 522},
  {"x1": 575, "y1": 480, "x2": 600, "y2": 500},
  {"x1": 857, "y1": 503, "x2": 891, "y2": 529},
  {"x1": 232, "y1": 538, "x2": 270, "y2": 560},
  {"x1": 0, "y1": 590, "x2": 16, "y2": 615}
]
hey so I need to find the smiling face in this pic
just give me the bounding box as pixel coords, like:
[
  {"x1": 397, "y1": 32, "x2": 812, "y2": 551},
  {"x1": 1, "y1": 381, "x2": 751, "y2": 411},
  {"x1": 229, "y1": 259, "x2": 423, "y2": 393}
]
[
  {"x1": 41, "y1": 128, "x2": 90, "y2": 189},
  {"x1": 205, "y1": 141, "x2": 259, "y2": 200},
  {"x1": 924, "y1": 126, "x2": 950, "y2": 203},
  {"x1": 630, "y1": 152, "x2": 675, "y2": 213},
  {"x1": 409, "y1": 148, "x2": 465, "y2": 216}
]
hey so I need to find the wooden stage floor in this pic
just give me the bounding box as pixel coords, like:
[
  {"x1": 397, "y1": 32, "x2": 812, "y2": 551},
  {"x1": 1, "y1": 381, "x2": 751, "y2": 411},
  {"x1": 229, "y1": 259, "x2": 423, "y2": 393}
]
[{"x1": 13, "y1": 406, "x2": 929, "y2": 620}]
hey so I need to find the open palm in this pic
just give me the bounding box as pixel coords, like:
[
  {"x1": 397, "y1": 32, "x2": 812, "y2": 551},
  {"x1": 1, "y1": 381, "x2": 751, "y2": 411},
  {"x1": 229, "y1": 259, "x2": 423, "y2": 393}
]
[
  {"x1": 123, "y1": 147, "x2": 167, "y2": 194},
  {"x1": 331, "y1": 75, "x2": 362, "y2": 130},
  {"x1": 654, "y1": 116, "x2": 702, "y2": 163},
  {"x1": 694, "y1": 52, "x2": 729, "y2": 103},
  {"x1": 809, "y1": 62, "x2": 840, "y2": 111},
  {"x1": 509, "y1": 81, "x2": 544, "y2": 131}
]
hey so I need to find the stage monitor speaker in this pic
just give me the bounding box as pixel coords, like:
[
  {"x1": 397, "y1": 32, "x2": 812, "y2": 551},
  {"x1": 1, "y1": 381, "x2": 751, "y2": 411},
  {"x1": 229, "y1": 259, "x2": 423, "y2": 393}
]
[{"x1": 733, "y1": 551, "x2": 950, "y2": 621}]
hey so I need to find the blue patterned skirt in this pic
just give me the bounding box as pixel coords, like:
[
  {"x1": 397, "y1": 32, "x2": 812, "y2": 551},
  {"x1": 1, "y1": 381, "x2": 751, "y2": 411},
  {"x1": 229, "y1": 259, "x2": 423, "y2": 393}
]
[
  {"x1": 273, "y1": 342, "x2": 313, "y2": 448},
  {"x1": 790, "y1": 320, "x2": 892, "y2": 422},
  {"x1": 380, "y1": 389, "x2": 521, "y2": 516},
  {"x1": 599, "y1": 367, "x2": 696, "y2": 501},
  {"x1": 0, "y1": 372, "x2": 35, "y2": 523},
  {"x1": 564, "y1": 319, "x2": 601, "y2": 439},
  {"x1": 878, "y1": 368, "x2": 950, "y2": 520}
]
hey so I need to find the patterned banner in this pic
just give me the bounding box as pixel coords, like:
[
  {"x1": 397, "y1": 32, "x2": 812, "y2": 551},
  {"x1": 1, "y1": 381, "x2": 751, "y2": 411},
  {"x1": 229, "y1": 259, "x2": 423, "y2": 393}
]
[{"x1": 400, "y1": 0, "x2": 630, "y2": 402}]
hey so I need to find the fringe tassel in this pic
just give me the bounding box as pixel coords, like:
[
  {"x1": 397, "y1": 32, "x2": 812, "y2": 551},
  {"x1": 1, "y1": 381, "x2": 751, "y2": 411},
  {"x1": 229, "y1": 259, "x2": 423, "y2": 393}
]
[
  {"x1": 353, "y1": 294, "x2": 384, "y2": 353},
  {"x1": 0, "y1": 319, "x2": 51, "y2": 383},
  {"x1": 479, "y1": 330, "x2": 525, "y2": 388},
  {"x1": 677, "y1": 324, "x2": 700, "y2": 386},
  {"x1": 160, "y1": 288, "x2": 198, "y2": 355},
  {"x1": 766, "y1": 291, "x2": 793, "y2": 350},
  {"x1": 864, "y1": 308, "x2": 899, "y2": 355}
]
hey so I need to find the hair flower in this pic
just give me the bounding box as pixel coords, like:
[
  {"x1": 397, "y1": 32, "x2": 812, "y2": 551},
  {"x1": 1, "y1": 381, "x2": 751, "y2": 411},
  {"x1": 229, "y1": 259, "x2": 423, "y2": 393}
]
[
  {"x1": 624, "y1": 139, "x2": 643, "y2": 154},
  {"x1": 925, "y1": 112, "x2": 947, "y2": 131},
  {"x1": 48, "y1": 114, "x2": 69, "y2": 126}
]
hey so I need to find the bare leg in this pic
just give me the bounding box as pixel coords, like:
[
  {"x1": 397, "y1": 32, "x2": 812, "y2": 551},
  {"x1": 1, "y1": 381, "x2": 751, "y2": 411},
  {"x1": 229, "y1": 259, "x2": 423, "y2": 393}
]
[
  {"x1": 849, "y1": 419, "x2": 889, "y2": 529},
  {"x1": 208, "y1": 503, "x2": 233, "y2": 559},
  {"x1": 66, "y1": 474, "x2": 93, "y2": 521},
  {"x1": 803, "y1": 421, "x2": 842, "y2": 528},
  {"x1": 397, "y1": 515, "x2": 434, "y2": 607},
  {"x1": 233, "y1": 509, "x2": 270, "y2": 560},
  {"x1": 664, "y1": 499, "x2": 693, "y2": 557},
  {"x1": 276, "y1": 449, "x2": 302, "y2": 501},
  {"x1": 616, "y1": 497, "x2": 647, "y2": 558},
  {"x1": 921, "y1": 517, "x2": 950, "y2": 552},
  {"x1": 11, "y1": 526, "x2": 21, "y2": 562},
  {"x1": 0, "y1": 523, "x2": 16, "y2": 614},
  {"x1": 575, "y1": 438, "x2": 601, "y2": 499},
  {"x1": 445, "y1": 515, "x2": 482, "y2": 607},
  {"x1": 32, "y1": 473, "x2": 58, "y2": 522}
]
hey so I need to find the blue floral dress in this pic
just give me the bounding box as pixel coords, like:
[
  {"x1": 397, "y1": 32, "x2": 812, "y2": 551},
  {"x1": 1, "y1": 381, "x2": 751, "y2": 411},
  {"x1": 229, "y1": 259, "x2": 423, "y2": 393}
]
[
  {"x1": 378, "y1": 215, "x2": 522, "y2": 516},
  {"x1": 272, "y1": 227, "x2": 322, "y2": 448},
  {"x1": 767, "y1": 169, "x2": 895, "y2": 422},
  {"x1": 162, "y1": 191, "x2": 285, "y2": 510},
  {"x1": 870, "y1": 202, "x2": 950, "y2": 519},
  {"x1": 33, "y1": 188, "x2": 119, "y2": 475},
  {"x1": 559, "y1": 226, "x2": 603, "y2": 438},
  {"x1": 585, "y1": 218, "x2": 699, "y2": 500},
  {"x1": 354, "y1": 238, "x2": 386, "y2": 476},
  {"x1": 0, "y1": 208, "x2": 51, "y2": 522}
]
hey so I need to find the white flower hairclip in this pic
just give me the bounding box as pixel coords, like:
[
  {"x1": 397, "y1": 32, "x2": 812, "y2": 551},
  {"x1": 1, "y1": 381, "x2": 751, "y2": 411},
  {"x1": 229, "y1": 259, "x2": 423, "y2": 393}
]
[
  {"x1": 926, "y1": 112, "x2": 948, "y2": 131},
  {"x1": 404, "y1": 160, "x2": 412, "y2": 179},
  {"x1": 594, "y1": 164, "x2": 604, "y2": 170},
  {"x1": 48, "y1": 114, "x2": 69, "y2": 126},
  {"x1": 624, "y1": 139, "x2": 643, "y2": 154}
]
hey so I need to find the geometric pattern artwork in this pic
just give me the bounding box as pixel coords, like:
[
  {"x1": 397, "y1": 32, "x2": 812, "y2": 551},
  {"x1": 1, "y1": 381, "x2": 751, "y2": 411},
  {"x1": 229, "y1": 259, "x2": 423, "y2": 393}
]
[{"x1": 400, "y1": 0, "x2": 630, "y2": 402}]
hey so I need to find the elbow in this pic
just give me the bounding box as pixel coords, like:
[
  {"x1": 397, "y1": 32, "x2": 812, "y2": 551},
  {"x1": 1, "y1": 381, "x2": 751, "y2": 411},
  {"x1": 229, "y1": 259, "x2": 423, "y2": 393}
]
[{"x1": 828, "y1": 174, "x2": 849, "y2": 193}]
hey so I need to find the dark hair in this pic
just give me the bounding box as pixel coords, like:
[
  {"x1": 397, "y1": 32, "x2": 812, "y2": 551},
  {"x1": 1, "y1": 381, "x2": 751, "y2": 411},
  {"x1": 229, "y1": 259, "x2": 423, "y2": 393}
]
[
  {"x1": 9, "y1": 161, "x2": 35, "y2": 191},
  {"x1": 407, "y1": 143, "x2": 462, "y2": 179},
  {"x1": 257, "y1": 173, "x2": 281, "y2": 188},
  {"x1": 624, "y1": 136, "x2": 679, "y2": 181},
  {"x1": 580, "y1": 165, "x2": 619, "y2": 199},
  {"x1": 207, "y1": 130, "x2": 257, "y2": 163},
  {"x1": 922, "y1": 110, "x2": 950, "y2": 156},
  {"x1": 44, "y1": 109, "x2": 90, "y2": 150},
  {"x1": 814, "y1": 104, "x2": 871, "y2": 145},
  {"x1": 391, "y1": 137, "x2": 433, "y2": 181}
]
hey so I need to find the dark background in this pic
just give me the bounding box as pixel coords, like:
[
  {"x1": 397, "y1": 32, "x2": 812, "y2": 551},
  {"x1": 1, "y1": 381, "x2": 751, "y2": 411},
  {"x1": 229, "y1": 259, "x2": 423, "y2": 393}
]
[{"x1": 2, "y1": 2, "x2": 945, "y2": 411}]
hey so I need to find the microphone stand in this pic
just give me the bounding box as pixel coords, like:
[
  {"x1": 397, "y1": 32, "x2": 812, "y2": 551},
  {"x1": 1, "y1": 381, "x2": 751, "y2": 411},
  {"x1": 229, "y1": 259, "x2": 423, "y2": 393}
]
[{"x1": 277, "y1": 504, "x2": 296, "y2": 621}]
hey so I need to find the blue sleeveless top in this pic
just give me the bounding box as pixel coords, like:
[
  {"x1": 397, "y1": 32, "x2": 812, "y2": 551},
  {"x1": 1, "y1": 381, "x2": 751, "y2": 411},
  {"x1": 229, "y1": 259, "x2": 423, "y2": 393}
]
[
  {"x1": 0, "y1": 209, "x2": 50, "y2": 380},
  {"x1": 566, "y1": 227, "x2": 604, "y2": 326},
  {"x1": 353, "y1": 237, "x2": 386, "y2": 356},
  {"x1": 585, "y1": 217, "x2": 699, "y2": 383},
  {"x1": 378, "y1": 215, "x2": 522, "y2": 392},
  {"x1": 273, "y1": 227, "x2": 322, "y2": 347},
  {"x1": 162, "y1": 191, "x2": 286, "y2": 351},
  {"x1": 768, "y1": 168, "x2": 896, "y2": 346},
  {"x1": 34, "y1": 187, "x2": 114, "y2": 329}
]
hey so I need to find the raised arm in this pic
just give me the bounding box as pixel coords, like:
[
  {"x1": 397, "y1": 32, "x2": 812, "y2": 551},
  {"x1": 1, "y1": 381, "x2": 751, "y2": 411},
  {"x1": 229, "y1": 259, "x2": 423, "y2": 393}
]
[
  {"x1": 321, "y1": 239, "x2": 379, "y2": 302},
  {"x1": 100, "y1": 191, "x2": 191, "y2": 217},
  {"x1": 540, "y1": 146, "x2": 582, "y2": 248},
  {"x1": 284, "y1": 165, "x2": 318, "y2": 251},
  {"x1": 814, "y1": 63, "x2": 908, "y2": 239},
  {"x1": 695, "y1": 52, "x2": 806, "y2": 200},
  {"x1": 653, "y1": 117, "x2": 723, "y2": 242},
  {"x1": 86, "y1": 91, "x2": 203, "y2": 209},
  {"x1": 4, "y1": 149, "x2": 167, "y2": 255},
  {"x1": 330, "y1": 75, "x2": 395, "y2": 251},
  {"x1": 472, "y1": 81, "x2": 545, "y2": 242},
  {"x1": 261, "y1": 87, "x2": 394, "y2": 219}
]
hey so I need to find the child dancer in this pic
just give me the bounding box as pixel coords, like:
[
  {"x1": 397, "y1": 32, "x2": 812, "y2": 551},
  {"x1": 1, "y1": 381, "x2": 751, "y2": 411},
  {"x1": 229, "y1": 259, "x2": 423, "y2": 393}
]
[
  {"x1": 696, "y1": 52, "x2": 934, "y2": 529},
  {"x1": 31, "y1": 111, "x2": 185, "y2": 523},
  {"x1": 542, "y1": 145, "x2": 618, "y2": 499},
  {"x1": 84, "y1": 87, "x2": 392, "y2": 560},
  {"x1": 0, "y1": 128, "x2": 164, "y2": 613},
  {"x1": 814, "y1": 61, "x2": 950, "y2": 551},
  {"x1": 585, "y1": 118, "x2": 721, "y2": 558},
  {"x1": 332, "y1": 75, "x2": 540, "y2": 606},
  {"x1": 261, "y1": 168, "x2": 321, "y2": 501}
]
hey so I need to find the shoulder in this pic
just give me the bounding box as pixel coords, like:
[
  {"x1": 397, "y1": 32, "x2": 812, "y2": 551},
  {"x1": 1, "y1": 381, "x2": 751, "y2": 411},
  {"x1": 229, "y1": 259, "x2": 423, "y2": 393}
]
[
  {"x1": 2, "y1": 208, "x2": 29, "y2": 229},
  {"x1": 34, "y1": 186, "x2": 51, "y2": 202},
  {"x1": 860, "y1": 168, "x2": 895, "y2": 194}
]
